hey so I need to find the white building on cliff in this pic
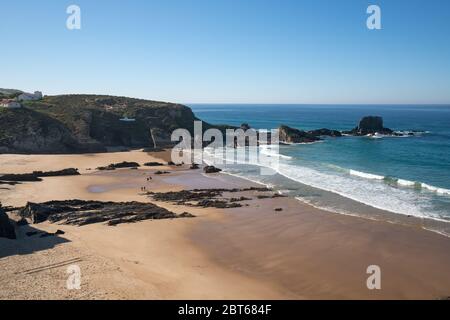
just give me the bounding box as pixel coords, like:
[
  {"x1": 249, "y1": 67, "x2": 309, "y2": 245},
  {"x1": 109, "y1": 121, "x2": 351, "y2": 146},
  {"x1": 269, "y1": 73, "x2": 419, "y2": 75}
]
[
  {"x1": 0, "y1": 100, "x2": 22, "y2": 109},
  {"x1": 17, "y1": 91, "x2": 43, "y2": 101}
]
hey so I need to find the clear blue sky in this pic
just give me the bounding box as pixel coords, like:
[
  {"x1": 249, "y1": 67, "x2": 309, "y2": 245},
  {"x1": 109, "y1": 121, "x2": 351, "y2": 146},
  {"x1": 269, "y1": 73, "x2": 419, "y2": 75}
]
[{"x1": 1, "y1": 0, "x2": 449, "y2": 104}]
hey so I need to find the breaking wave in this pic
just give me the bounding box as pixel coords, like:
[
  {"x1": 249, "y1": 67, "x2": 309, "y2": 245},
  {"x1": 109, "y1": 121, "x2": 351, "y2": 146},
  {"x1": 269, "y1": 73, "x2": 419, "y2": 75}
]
[{"x1": 201, "y1": 147, "x2": 450, "y2": 221}]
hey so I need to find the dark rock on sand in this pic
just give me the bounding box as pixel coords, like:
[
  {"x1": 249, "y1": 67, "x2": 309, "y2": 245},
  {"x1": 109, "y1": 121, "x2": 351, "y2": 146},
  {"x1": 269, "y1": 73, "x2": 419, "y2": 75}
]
[
  {"x1": 230, "y1": 196, "x2": 252, "y2": 202},
  {"x1": 179, "y1": 212, "x2": 196, "y2": 218},
  {"x1": 0, "y1": 181, "x2": 21, "y2": 186},
  {"x1": 0, "y1": 173, "x2": 42, "y2": 182},
  {"x1": 148, "y1": 187, "x2": 272, "y2": 209},
  {"x1": 203, "y1": 166, "x2": 222, "y2": 174},
  {"x1": 190, "y1": 163, "x2": 200, "y2": 170},
  {"x1": 0, "y1": 205, "x2": 16, "y2": 239},
  {"x1": 257, "y1": 194, "x2": 287, "y2": 199},
  {"x1": 97, "y1": 161, "x2": 140, "y2": 171},
  {"x1": 0, "y1": 168, "x2": 80, "y2": 182},
  {"x1": 1, "y1": 206, "x2": 21, "y2": 212},
  {"x1": 278, "y1": 125, "x2": 321, "y2": 144},
  {"x1": 149, "y1": 190, "x2": 223, "y2": 203},
  {"x1": 20, "y1": 202, "x2": 62, "y2": 224},
  {"x1": 142, "y1": 147, "x2": 166, "y2": 152},
  {"x1": 18, "y1": 200, "x2": 194, "y2": 226},
  {"x1": 154, "y1": 170, "x2": 170, "y2": 175},
  {"x1": 144, "y1": 162, "x2": 165, "y2": 167},
  {"x1": 196, "y1": 199, "x2": 242, "y2": 209},
  {"x1": 34, "y1": 168, "x2": 80, "y2": 177}
]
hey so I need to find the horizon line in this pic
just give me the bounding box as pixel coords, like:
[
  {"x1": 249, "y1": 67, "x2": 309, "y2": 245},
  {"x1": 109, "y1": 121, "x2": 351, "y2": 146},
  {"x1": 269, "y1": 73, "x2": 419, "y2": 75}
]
[
  {"x1": 184, "y1": 102, "x2": 450, "y2": 106},
  {"x1": 4, "y1": 89, "x2": 450, "y2": 106}
]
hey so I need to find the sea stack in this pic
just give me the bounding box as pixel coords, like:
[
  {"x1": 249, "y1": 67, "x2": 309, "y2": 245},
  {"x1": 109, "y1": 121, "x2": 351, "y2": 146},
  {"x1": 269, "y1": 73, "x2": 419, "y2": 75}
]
[
  {"x1": 347, "y1": 116, "x2": 394, "y2": 135},
  {"x1": 359, "y1": 116, "x2": 384, "y2": 133}
]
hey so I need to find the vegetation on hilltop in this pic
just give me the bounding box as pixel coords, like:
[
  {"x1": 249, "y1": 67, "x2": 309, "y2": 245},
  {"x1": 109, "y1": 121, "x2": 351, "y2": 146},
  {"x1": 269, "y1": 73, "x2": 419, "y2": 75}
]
[{"x1": 0, "y1": 94, "x2": 215, "y2": 154}]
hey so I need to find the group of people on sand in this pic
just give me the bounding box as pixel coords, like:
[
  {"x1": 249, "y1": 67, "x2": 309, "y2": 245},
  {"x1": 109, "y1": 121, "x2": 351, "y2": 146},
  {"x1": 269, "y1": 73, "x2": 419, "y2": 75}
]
[{"x1": 140, "y1": 176, "x2": 153, "y2": 192}]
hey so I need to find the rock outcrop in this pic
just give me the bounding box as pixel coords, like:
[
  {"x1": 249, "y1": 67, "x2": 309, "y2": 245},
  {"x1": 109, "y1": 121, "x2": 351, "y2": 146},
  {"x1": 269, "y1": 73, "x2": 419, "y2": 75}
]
[
  {"x1": 345, "y1": 116, "x2": 394, "y2": 135},
  {"x1": 278, "y1": 125, "x2": 321, "y2": 144},
  {"x1": 0, "y1": 168, "x2": 80, "y2": 182},
  {"x1": 143, "y1": 162, "x2": 165, "y2": 167},
  {"x1": 97, "y1": 161, "x2": 140, "y2": 171},
  {"x1": 148, "y1": 187, "x2": 271, "y2": 209},
  {"x1": 203, "y1": 166, "x2": 222, "y2": 173},
  {"x1": 0, "y1": 205, "x2": 16, "y2": 239},
  {"x1": 18, "y1": 200, "x2": 194, "y2": 226},
  {"x1": 308, "y1": 128, "x2": 342, "y2": 137},
  {"x1": 155, "y1": 170, "x2": 170, "y2": 175}
]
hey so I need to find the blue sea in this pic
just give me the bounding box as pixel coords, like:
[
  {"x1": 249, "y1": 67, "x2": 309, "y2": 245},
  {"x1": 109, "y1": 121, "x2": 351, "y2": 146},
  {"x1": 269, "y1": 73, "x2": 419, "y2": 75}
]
[{"x1": 190, "y1": 104, "x2": 450, "y2": 233}]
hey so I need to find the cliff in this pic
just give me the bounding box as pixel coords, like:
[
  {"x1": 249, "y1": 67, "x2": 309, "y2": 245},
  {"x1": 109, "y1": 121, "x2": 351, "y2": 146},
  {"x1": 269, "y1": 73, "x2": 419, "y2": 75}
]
[{"x1": 0, "y1": 94, "x2": 205, "y2": 154}]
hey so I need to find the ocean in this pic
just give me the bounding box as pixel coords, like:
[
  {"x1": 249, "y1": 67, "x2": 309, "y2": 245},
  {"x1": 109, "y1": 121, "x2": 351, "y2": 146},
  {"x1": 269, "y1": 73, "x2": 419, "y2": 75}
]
[{"x1": 190, "y1": 104, "x2": 450, "y2": 234}]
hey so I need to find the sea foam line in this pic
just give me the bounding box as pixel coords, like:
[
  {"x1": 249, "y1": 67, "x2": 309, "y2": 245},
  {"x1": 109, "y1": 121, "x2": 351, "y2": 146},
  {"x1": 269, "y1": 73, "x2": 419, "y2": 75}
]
[
  {"x1": 202, "y1": 147, "x2": 449, "y2": 219},
  {"x1": 349, "y1": 169, "x2": 384, "y2": 180},
  {"x1": 347, "y1": 169, "x2": 450, "y2": 195}
]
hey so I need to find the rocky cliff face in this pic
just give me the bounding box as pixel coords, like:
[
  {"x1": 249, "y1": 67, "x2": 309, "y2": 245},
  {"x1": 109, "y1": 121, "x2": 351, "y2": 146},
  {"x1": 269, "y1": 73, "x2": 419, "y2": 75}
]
[
  {"x1": 0, "y1": 205, "x2": 16, "y2": 240},
  {"x1": 0, "y1": 108, "x2": 92, "y2": 154},
  {"x1": 0, "y1": 94, "x2": 203, "y2": 154},
  {"x1": 278, "y1": 125, "x2": 322, "y2": 143}
]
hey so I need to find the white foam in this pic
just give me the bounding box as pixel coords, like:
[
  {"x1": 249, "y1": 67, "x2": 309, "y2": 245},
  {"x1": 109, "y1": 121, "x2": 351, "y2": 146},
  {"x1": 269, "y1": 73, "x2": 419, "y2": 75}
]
[
  {"x1": 276, "y1": 164, "x2": 435, "y2": 218},
  {"x1": 259, "y1": 145, "x2": 293, "y2": 160},
  {"x1": 422, "y1": 183, "x2": 450, "y2": 195},
  {"x1": 201, "y1": 147, "x2": 449, "y2": 221},
  {"x1": 397, "y1": 179, "x2": 417, "y2": 187},
  {"x1": 349, "y1": 169, "x2": 384, "y2": 180}
]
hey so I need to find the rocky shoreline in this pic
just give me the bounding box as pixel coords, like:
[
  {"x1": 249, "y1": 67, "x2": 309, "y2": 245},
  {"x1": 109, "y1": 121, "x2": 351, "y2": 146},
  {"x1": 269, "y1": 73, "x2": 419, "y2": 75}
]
[
  {"x1": 276, "y1": 116, "x2": 423, "y2": 144},
  {"x1": 16, "y1": 200, "x2": 195, "y2": 227},
  {"x1": 0, "y1": 89, "x2": 427, "y2": 154},
  {"x1": 0, "y1": 168, "x2": 80, "y2": 183},
  {"x1": 0, "y1": 199, "x2": 196, "y2": 240},
  {"x1": 147, "y1": 187, "x2": 285, "y2": 209},
  {"x1": 227, "y1": 116, "x2": 424, "y2": 145}
]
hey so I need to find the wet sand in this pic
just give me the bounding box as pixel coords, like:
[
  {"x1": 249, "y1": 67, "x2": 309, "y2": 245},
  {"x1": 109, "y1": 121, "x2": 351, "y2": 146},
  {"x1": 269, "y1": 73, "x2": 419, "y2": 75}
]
[{"x1": 1, "y1": 150, "x2": 450, "y2": 299}]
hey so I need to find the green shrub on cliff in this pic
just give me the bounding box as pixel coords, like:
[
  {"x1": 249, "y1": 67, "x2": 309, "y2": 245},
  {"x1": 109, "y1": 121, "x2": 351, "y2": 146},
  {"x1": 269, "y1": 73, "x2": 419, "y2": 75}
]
[{"x1": 0, "y1": 94, "x2": 204, "y2": 154}]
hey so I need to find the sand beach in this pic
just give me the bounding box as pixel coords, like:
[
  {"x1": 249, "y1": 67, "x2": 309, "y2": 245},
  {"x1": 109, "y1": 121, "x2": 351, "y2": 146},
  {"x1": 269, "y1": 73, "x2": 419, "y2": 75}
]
[{"x1": 1, "y1": 150, "x2": 450, "y2": 300}]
